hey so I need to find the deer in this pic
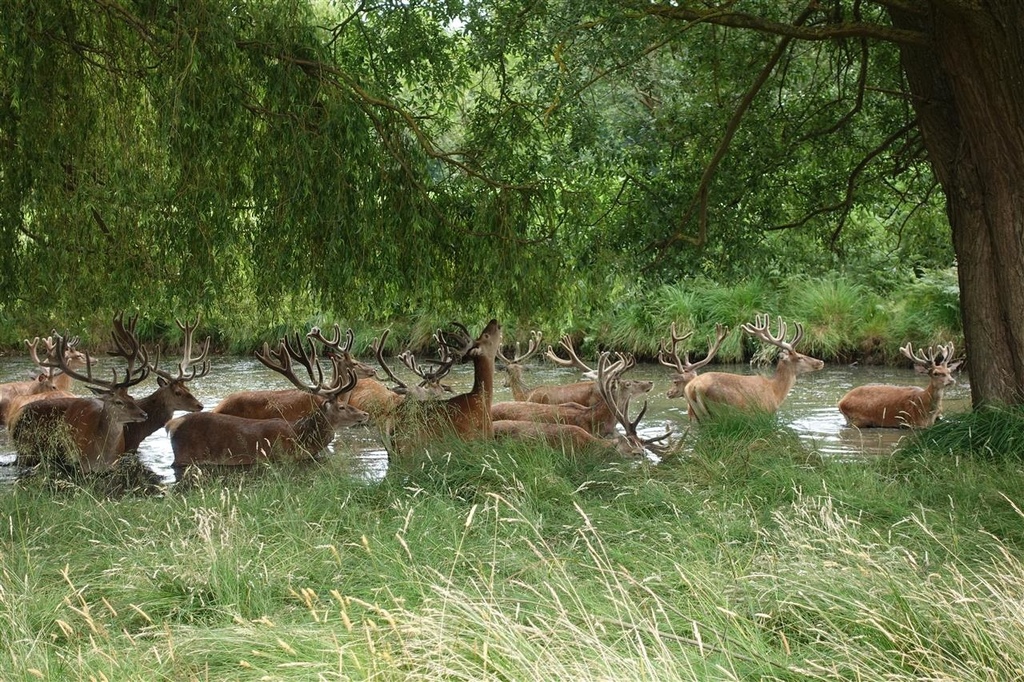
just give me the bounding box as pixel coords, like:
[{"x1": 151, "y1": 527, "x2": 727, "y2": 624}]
[
  {"x1": 121, "y1": 315, "x2": 211, "y2": 452},
  {"x1": 493, "y1": 352, "x2": 672, "y2": 457},
  {"x1": 342, "y1": 330, "x2": 409, "y2": 421},
  {"x1": 683, "y1": 314, "x2": 824, "y2": 422},
  {"x1": 213, "y1": 325, "x2": 376, "y2": 420},
  {"x1": 167, "y1": 332, "x2": 369, "y2": 467},
  {"x1": 9, "y1": 314, "x2": 151, "y2": 472},
  {"x1": 374, "y1": 328, "x2": 455, "y2": 399},
  {"x1": 658, "y1": 323, "x2": 729, "y2": 398},
  {"x1": 384, "y1": 319, "x2": 502, "y2": 460},
  {"x1": 497, "y1": 330, "x2": 543, "y2": 400},
  {"x1": 0, "y1": 335, "x2": 90, "y2": 423},
  {"x1": 491, "y1": 353, "x2": 646, "y2": 436},
  {"x1": 838, "y1": 342, "x2": 962, "y2": 428},
  {"x1": 525, "y1": 334, "x2": 654, "y2": 406}
]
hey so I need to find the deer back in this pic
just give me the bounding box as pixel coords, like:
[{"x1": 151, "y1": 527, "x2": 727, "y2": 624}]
[{"x1": 213, "y1": 389, "x2": 326, "y2": 421}]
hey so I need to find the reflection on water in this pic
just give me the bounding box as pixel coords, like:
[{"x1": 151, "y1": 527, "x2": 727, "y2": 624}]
[{"x1": 0, "y1": 355, "x2": 972, "y2": 485}]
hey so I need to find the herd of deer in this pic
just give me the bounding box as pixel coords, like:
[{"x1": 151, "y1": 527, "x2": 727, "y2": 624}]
[{"x1": 0, "y1": 312, "x2": 963, "y2": 477}]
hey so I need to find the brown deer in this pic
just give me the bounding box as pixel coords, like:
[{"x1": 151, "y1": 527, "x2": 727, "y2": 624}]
[
  {"x1": 838, "y1": 342, "x2": 962, "y2": 428},
  {"x1": 213, "y1": 325, "x2": 375, "y2": 420},
  {"x1": 343, "y1": 330, "x2": 408, "y2": 420},
  {"x1": 374, "y1": 328, "x2": 455, "y2": 399},
  {"x1": 493, "y1": 352, "x2": 671, "y2": 456},
  {"x1": 10, "y1": 314, "x2": 150, "y2": 472},
  {"x1": 658, "y1": 323, "x2": 729, "y2": 398},
  {"x1": 0, "y1": 336, "x2": 90, "y2": 423},
  {"x1": 385, "y1": 319, "x2": 502, "y2": 460},
  {"x1": 526, "y1": 334, "x2": 653, "y2": 406},
  {"x1": 122, "y1": 316, "x2": 211, "y2": 452},
  {"x1": 683, "y1": 314, "x2": 824, "y2": 421},
  {"x1": 491, "y1": 353, "x2": 645, "y2": 436},
  {"x1": 497, "y1": 330, "x2": 543, "y2": 401},
  {"x1": 168, "y1": 333, "x2": 369, "y2": 467}
]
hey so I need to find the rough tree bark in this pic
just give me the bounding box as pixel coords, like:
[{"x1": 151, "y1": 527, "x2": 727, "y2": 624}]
[{"x1": 889, "y1": 2, "x2": 1024, "y2": 405}]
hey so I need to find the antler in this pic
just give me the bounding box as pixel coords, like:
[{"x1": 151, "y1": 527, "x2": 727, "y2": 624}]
[
  {"x1": 34, "y1": 313, "x2": 150, "y2": 391},
  {"x1": 437, "y1": 321, "x2": 477, "y2": 360},
  {"x1": 741, "y1": 314, "x2": 803, "y2": 353},
  {"x1": 398, "y1": 345, "x2": 455, "y2": 389},
  {"x1": 658, "y1": 323, "x2": 728, "y2": 374},
  {"x1": 901, "y1": 341, "x2": 956, "y2": 370},
  {"x1": 371, "y1": 329, "x2": 410, "y2": 393},
  {"x1": 151, "y1": 315, "x2": 211, "y2": 382},
  {"x1": 307, "y1": 324, "x2": 355, "y2": 357},
  {"x1": 545, "y1": 334, "x2": 597, "y2": 378},
  {"x1": 596, "y1": 352, "x2": 672, "y2": 455},
  {"x1": 497, "y1": 331, "x2": 543, "y2": 365},
  {"x1": 25, "y1": 336, "x2": 63, "y2": 384},
  {"x1": 255, "y1": 334, "x2": 356, "y2": 399}
]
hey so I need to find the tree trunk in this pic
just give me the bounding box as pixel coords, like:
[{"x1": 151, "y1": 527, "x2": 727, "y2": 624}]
[{"x1": 890, "y1": 3, "x2": 1024, "y2": 406}]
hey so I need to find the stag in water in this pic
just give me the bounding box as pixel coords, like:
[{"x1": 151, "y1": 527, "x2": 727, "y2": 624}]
[
  {"x1": 658, "y1": 323, "x2": 729, "y2": 399},
  {"x1": 520, "y1": 334, "x2": 653, "y2": 407},
  {"x1": 213, "y1": 325, "x2": 375, "y2": 421},
  {"x1": 10, "y1": 314, "x2": 150, "y2": 472},
  {"x1": 375, "y1": 328, "x2": 455, "y2": 399},
  {"x1": 493, "y1": 352, "x2": 671, "y2": 457},
  {"x1": 0, "y1": 336, "x2": 90, "y2": 424},
  {"x1": 122, "y1": 315, "x2": 211, "y2": 452},
  {"x1": 497, "y1": 330, "x2": 543, "y2": 401},
  {"x1": 168, "y1": 332, "x2": 368, "y2": 467},
  {"x1": 683, "y1": 314, "x2": 824, "y2": 421},
  {"x1": 492, "y1": 352, "x2": 646, "y2": 436},
  {"x1": 385, "y1": 319, "x2": 501, "y2": 460},
  {"x1": 838, "y1": 342, "x2": 962, "y2": 428}
]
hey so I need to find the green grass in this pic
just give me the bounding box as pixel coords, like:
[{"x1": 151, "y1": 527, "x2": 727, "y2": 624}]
[{"x1": 3, "y1": 414, "x2": 1024, "y2": 680}]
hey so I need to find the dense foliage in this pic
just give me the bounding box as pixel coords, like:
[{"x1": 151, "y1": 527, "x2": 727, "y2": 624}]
[{"x1": 0, "y1": 1, "x2": 952, "y2": 342}]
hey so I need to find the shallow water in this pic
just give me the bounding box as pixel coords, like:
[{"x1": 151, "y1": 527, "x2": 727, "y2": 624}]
[{"x1": 0, "y1": 355, "x2": 972, "y2": 484}]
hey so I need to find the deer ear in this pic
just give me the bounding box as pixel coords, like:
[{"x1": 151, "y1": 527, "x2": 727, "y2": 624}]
[
  {"x1": 947, "y1": 360, "x2": 964, "y2": 372},
  {"x1": 157, "y1": 376, "x2": 169, "y2": 387}
]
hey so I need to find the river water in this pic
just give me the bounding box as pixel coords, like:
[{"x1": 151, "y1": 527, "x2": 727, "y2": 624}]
[{"x1": 0, "y1": 355, "x2": 972, "y2": 484}]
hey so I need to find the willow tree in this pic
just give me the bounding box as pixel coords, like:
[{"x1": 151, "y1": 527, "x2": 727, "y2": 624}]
[
  {"x1": 465, "y1": 0, "x2": 1020, "y2": 406},
  {"x1": 0, "y1": 1, "x2": 584, "y2": 331}
]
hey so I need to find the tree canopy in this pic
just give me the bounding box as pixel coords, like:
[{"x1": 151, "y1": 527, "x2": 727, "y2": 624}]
[
  {"x1": 0, "y1": 0, "x2": 950, "y2": 321},
  {"x1": 5, "y1": 1, "x2": 1020, "y2": 405}
]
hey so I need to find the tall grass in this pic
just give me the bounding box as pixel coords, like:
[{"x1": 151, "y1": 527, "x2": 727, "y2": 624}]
[{"x1": 3, "y1": 424, "x2": 1024, "y2": 679}]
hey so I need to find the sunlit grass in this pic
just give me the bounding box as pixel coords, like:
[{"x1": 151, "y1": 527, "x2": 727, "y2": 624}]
[{"x1": 3, "y1": 422, "x2": 1024, "y2": 679}]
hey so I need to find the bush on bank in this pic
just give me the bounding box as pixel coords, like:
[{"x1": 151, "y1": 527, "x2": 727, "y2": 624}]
[{"x1": 0, "y1": 268, "x2": 960, "y2": 368}]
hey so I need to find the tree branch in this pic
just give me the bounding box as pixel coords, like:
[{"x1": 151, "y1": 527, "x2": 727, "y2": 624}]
[
  {"x1": 762, "y1": 119, "x2": 917, "y2": 244},
  {"x1": 651, "y1": 2, "x2": 818, "y2": 255},
  {"x1": 633, "y1": 1, "x2": 930, "y2": 47}
]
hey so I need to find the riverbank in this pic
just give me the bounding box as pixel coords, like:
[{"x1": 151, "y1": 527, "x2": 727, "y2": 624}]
[
  {"x1": 0, "y1": 269, "x2": 961, "y2": 368},
  {"x1": 1, "y1": 407, "x2": 1022, "y2": 679}
]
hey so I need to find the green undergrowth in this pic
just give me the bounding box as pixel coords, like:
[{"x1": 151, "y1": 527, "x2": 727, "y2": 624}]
[
  {"x1": 3, "y1": 411, "x2": 1024, "y2": 679},
  {"x1": 0, "y1": 269, "x2": 960, "y2": 367}
]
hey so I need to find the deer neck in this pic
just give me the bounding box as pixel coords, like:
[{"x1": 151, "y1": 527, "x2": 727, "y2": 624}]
[
  {"x1": 128, "y1": 390, "x2": 174, "y2": 445},
  {"x1": 91, "y1": 404, "x2": 128, "y2": 463},
  {"x1": 506, "y1": 367, "x2": 529, "y2": 401},
  {"x1": 769, "y1": 358, "x2": 800, "y2": 404},
  {"x1": 922, "y1": 379, "x2": 947, "y2": 413},
  {"x1": 53, "y1": 374, "x2": 75, "y2": 392},
  {"x1": 471, "y1": 354, "x2": 496, "y2": 408}
]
